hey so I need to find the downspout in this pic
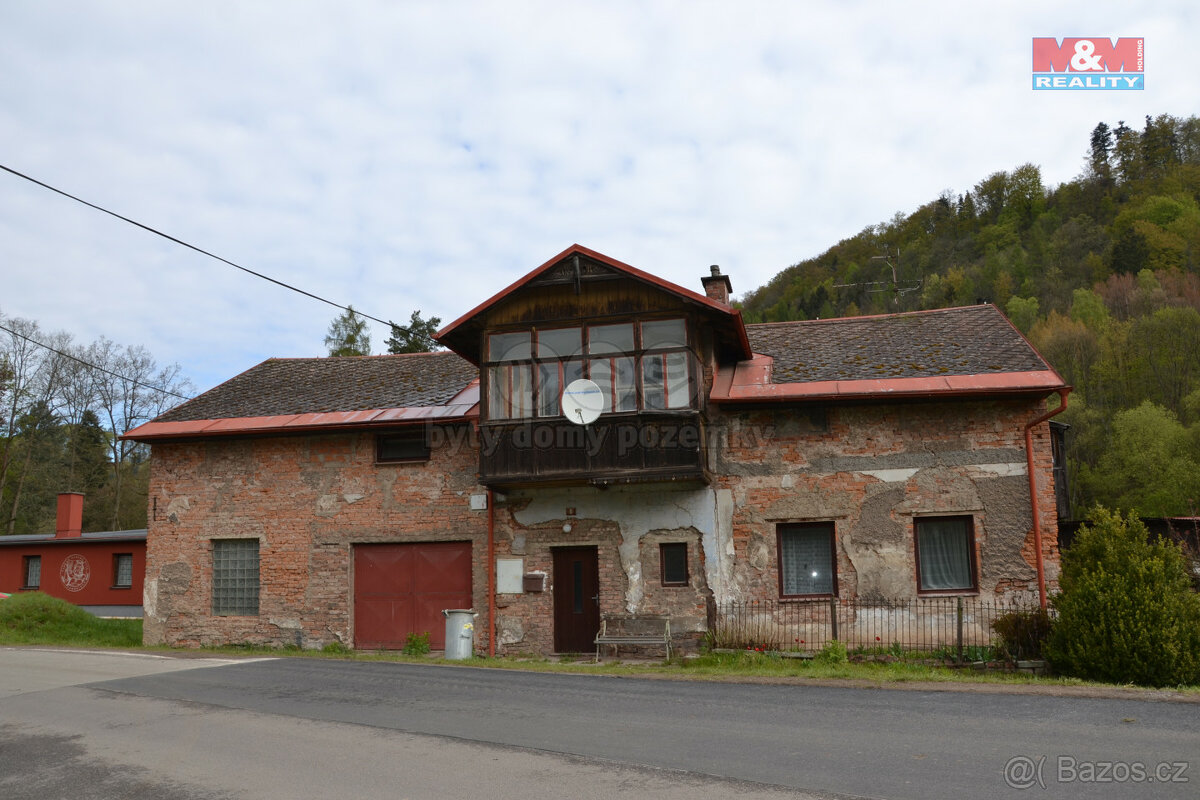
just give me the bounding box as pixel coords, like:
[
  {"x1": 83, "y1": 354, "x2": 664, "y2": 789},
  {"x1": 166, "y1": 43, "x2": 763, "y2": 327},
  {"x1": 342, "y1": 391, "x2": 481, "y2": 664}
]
[
  {"x1": 487, "y1": 487, "x2": 496, "y2": 657},
  {"x1": 1024, "y1": 388, "x2": 1070, "y2": 609}
]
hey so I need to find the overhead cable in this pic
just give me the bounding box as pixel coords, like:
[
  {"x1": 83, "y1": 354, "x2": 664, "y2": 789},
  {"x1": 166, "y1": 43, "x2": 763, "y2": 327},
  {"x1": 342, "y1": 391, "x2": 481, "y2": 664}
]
[
  {"x1": 0, "y1": 163, "x2": 396, "y2": 328},
  {"x1": 0, "y1": 320, "x2": 193, "y2": 401}
]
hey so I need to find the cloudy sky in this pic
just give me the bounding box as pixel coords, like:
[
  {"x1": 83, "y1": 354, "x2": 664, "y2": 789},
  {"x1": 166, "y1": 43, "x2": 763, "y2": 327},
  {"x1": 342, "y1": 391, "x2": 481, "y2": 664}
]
[{"x1": 1, "y1": 1, "x2": 1193, "y2": 396}]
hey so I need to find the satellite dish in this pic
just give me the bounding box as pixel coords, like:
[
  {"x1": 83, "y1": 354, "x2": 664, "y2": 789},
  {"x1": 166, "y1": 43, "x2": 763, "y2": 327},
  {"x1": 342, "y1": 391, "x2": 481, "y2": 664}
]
[{"x1": 561, "y1": 378, "x2": 604, "y2": 425}]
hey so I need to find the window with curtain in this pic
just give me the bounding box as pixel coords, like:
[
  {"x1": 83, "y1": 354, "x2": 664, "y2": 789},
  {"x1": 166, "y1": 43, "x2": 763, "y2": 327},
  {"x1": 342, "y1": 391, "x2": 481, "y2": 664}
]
[
  {"x1": 113, "y1": 553, "x2": 134, "y2": 588},
  {"x1": 777, "y1": 522, "x2": 836, "y2": 597},
  {"x1": 915, "y1": 516, "x2": 976, "y2": 592},
  {"x1": 23, "y1": 555, "x2": 41, "y2": 589}
]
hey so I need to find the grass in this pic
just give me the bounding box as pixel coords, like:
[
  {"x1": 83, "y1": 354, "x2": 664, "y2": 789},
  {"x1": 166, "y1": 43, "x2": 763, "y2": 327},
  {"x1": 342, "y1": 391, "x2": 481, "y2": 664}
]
[
  {"x1": 0, "y1": 592, "x2": 142, "y2": 648},
  {"x1": 3, "y1": 597, "x2": 1196, "y2": 696}
]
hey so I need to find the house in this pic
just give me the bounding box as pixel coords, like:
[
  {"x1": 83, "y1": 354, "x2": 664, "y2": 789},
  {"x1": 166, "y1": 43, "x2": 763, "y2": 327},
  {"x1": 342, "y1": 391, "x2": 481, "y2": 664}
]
[
  {"x1": 0, "y1": 492, "x2": 147, "y2": 617},
  {"x1": 124, "y1": 245, "x2": 1069, "y2": 653}
]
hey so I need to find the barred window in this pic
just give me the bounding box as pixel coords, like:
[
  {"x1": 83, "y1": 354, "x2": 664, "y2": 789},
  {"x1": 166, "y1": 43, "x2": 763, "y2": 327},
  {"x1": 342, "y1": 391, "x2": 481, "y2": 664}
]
[
  {"x1": 113, "y1": 553, "x2": 134, "y2": 588},
  {"x1": 212, "y1": 539, "x2": 260, "y2": 615}
]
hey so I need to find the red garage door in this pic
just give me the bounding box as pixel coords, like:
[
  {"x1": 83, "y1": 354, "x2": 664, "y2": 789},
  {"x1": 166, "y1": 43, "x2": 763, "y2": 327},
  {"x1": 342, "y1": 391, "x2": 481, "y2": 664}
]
[{"x1": 353, "y1": 542, "x2": 472, "y2": 650}]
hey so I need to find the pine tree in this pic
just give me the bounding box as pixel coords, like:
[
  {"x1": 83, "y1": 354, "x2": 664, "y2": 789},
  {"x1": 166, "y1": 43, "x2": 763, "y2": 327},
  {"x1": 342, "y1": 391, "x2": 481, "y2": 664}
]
[
  {"x1": 1088, "y1": 121, "x2": 1112, "y2": 182},
  {"x1": 386, "y1": 310, "x2": 442, "y2": 354},
  {"x1": 324, "y1": 306, "x2": 371, "y2": 357}
]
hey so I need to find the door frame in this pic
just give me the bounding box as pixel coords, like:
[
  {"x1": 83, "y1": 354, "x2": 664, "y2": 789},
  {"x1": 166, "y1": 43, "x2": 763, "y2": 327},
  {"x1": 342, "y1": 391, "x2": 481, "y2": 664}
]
[{"x1": 551, "y1": 545, "x2": 601, "y2": 653}]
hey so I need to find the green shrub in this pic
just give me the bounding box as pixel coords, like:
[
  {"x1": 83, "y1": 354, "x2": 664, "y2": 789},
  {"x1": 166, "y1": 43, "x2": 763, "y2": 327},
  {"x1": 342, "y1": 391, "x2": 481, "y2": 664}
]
[
  {"x1": 814, "y1": 639, "x2": 848, "y2": 665},
  {"x1": 992, "y1": 608, "x2": 1053, "y2": 661},
  {"x1": 1046, "y1": 507, "x2": 1200, "y2": 687},
  {"x1": 401, "y1": 631, "x2": 431, "y2": 656}
]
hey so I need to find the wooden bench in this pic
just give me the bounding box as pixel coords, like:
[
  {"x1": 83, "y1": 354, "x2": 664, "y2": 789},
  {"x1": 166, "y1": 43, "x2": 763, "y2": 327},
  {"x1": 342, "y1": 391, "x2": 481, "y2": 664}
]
[{"x1": 594, "y1": 614, "x2": 671, "y2": 662}]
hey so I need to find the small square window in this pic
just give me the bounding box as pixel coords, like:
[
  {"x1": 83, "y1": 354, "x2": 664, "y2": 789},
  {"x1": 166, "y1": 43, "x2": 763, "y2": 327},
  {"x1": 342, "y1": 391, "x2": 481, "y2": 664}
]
[
  {"x1": 113, "y1": 553, "x2": 134, "y2": 588},
  {"x1": 660, "y1": 543, "x2": 688, "y2": 586},
  {"x1": 588, "y1": 323, "x2": 634, "y2": 354},
  {"x1": 377, "y1": 430, "x2": 430, "y2": 463},
  {"x1": 487, "y1": 331, "x2": 531, "y2": 361},
  {"x1": 536, "y1": 327, "x2": 583, "y2": 358},
  {"x1": 778, "y1": 523, "x2": 837, "y2": 597},
  {"x1": 640, "y1": 319, "x2": 687, "y2": 350},
  {"x1": 212, "y1": 539, "x2": 260, "y2": 616},
  {"x1": 23, "y1": 555, "x2": 41, "y2": 589},
  {"x1": 915, "y1": 516, "x2": 977, "y2": 593}
]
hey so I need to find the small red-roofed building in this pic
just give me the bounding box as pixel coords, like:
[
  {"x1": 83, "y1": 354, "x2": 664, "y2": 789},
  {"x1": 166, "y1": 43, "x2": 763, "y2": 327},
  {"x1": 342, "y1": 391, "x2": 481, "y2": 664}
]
[{"x1": 124, "y1": 245, "x2": 1069, "y2": 655}]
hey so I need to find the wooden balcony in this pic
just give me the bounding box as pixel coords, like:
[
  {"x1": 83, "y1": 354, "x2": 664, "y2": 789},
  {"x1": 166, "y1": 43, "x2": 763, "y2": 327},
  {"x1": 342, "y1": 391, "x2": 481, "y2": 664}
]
[{"x1": 478, "y1": 412, "x2": 706, "y2": 488}]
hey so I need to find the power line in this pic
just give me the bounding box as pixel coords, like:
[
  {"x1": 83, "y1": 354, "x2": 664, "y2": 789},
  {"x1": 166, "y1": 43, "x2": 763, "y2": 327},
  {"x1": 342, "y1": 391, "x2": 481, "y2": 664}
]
[
  {"x1": 0, "y1": 163, "x2": 397, "y2": 328},
  {"x1": 0, "y1": 320, "x2": 193, "y2": 401}
]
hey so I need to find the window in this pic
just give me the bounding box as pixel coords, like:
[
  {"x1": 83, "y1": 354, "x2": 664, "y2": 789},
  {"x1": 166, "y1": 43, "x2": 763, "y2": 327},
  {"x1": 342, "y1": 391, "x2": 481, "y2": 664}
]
[
  {"x1": 488, "y1": 331, "x2": 534, "y2": 420},
  {"x1": 212, "y1": 539, "x2": 260, "y2": 615},
  {"x1": 377, "y1": 430, "x2": 430, "y2": 463},
  {"x1": 23, "y1": 555, "x2": 41, "y2": 589},
  {"x1": 113, "y1": 553, "x2": 134, "y2": 588},
  {"x1": 914, "y1": 516, "x2": 977, "y2": 593},
  {"x1": 777, "y1": 523, "x2": 837, "y2": 597},
  {"x1": 484, "y1": 319, "x2": 692, "y2": 420},
  {"x1": 660, "y1": 543, "x2": 688, "y2": 586}
]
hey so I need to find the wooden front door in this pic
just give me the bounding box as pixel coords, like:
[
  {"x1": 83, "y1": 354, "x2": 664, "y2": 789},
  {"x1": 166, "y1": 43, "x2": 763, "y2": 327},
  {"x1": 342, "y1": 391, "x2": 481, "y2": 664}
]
[
  {"x1": 552, "y1": 546, "x2": 600, "y2": 653},
  {"x1": 353, "y1": 542, "x2": 472, "y2": 650}
]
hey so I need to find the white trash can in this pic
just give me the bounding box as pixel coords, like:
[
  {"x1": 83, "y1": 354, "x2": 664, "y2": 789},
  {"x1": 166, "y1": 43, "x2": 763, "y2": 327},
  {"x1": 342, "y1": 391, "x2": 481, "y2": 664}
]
[{"x1": 442, "y1": 609, "x2": 477, "y2": 660}]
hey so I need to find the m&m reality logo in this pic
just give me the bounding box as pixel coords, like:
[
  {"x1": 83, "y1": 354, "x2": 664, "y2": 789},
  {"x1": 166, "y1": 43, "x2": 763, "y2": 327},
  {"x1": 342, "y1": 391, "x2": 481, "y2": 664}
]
[{"x1": 1032, "y1": 38, "x2": 1144, "y2": 90}]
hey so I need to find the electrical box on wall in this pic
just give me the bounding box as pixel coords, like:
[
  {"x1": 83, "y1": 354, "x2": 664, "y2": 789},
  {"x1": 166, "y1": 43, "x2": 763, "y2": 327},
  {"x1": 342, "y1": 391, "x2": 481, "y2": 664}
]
[
  {"x1": 496, "y1": 557, "x2": 524, "y2": 593},
  {"x1": 469, "y1": 494, "x2": 488, "y2": 511},
  {"x1": 522, "y1": 572, "x2": 546, "y2": 593}
]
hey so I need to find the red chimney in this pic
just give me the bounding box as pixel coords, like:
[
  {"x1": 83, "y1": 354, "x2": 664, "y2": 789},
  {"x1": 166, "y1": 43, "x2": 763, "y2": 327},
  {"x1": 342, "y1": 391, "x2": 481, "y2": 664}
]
[
  {"x1": 701, "y1": 265, "x2": 732, "y2": 306},
  {"x1": 55, "y1": 492, "x2": 84, "y2": 538}
]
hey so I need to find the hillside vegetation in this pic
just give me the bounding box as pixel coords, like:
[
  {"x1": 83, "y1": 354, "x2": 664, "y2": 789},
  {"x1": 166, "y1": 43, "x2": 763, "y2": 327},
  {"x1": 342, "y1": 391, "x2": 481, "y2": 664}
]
[{"x1": 740, "y1": 114, "x2": 1200, "y2": 518}]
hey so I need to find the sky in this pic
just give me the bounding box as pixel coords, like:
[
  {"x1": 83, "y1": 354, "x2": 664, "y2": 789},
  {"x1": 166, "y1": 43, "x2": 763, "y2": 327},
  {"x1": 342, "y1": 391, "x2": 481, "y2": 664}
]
[{"x1": 1, "y1": 1, "x2": 1194, "y2": 397}]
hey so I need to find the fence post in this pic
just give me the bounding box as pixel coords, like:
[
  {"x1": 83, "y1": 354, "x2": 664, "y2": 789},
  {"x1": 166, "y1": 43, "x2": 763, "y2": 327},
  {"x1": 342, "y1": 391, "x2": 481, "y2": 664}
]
[
  {"x1": 829, "y1": 596, "x2": 839, "y2": 642},
  {"x1": 956, "y1": 596, "x2": 964, "y2": 665}
]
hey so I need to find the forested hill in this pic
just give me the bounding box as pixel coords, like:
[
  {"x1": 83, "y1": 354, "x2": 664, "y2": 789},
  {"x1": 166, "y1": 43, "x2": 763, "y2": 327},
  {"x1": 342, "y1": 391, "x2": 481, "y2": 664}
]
[{"x1": 739, "y1": 113, "x2": 1200, "y2": 520}]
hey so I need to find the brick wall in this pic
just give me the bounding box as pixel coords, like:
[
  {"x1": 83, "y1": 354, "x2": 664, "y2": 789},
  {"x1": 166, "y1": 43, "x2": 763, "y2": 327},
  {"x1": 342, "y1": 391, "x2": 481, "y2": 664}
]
[
  {"x1": 709, "y1": 397, "x2": 1059, "y2": 605},
  {"x1": 144, "y1": 396, "x2": 1061, "y2": 653},
  {"x1": 144, "y1": 424, "x2": 489, "y2": 649}
]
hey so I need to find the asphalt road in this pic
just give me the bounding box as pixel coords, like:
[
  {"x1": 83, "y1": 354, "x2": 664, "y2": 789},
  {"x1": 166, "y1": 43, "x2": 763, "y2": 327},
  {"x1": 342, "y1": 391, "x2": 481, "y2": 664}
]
[{"x1": 1, "y1": 648, "x2": 1197, "y2": 799}]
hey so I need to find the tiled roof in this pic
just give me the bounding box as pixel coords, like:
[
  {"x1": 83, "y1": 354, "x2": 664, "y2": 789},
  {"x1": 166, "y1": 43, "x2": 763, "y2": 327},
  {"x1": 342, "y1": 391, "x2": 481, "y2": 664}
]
[
  {"x1": 746, "y1": 305, "x2": 1051, "y2": 383},
  {"x1": 155, "y1": 352, "x2": 477, "y2": 422}
]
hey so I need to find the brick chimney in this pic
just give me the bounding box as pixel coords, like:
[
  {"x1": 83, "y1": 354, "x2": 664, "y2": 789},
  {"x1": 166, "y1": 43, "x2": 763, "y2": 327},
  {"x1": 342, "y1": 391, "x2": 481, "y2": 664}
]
[
  {"x1": 701, "y1": 265, "x2": 732, "y2": 306},
  {"x1": 55, "y1": 492, "x2": 84, "y2": 538}
]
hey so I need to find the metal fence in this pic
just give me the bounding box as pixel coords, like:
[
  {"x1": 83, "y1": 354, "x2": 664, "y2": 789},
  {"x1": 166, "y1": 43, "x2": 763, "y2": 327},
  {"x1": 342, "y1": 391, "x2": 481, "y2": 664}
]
[{"x1": 708, "y1": 597, "x2": 1048, "y2": 663}]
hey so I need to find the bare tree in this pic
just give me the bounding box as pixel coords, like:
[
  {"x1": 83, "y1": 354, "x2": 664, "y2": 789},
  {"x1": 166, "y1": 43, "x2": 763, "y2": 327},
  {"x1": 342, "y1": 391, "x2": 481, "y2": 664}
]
[{"x1": 92, "y1": 339, "x2": 193, "y2": 530}]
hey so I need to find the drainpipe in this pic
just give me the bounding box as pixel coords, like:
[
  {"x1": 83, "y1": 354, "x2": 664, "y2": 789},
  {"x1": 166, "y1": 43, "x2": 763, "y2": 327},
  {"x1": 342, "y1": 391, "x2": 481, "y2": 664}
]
[
  {"x1": 1024, "y1": 388, "x2": 1070, "y2": 609},
  {"x1": 487, "y1": 487, "x2": 496, "y2": 657}
]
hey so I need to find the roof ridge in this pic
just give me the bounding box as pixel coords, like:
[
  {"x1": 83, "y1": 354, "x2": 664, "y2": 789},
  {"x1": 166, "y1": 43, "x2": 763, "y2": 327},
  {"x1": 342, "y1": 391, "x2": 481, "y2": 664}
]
[{"x1": 265, "y1": 350, "x2": 455, "y2": 362}]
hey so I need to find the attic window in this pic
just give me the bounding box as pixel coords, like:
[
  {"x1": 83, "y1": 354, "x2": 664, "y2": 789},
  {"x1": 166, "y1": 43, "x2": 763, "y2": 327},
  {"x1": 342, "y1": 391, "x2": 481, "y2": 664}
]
[
  {"x1": 485, "y1": 319, "x2": 693, "y2": 421},
  {"x1": 376, "y1": 430, "x2": 431, "y2": 463}
]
